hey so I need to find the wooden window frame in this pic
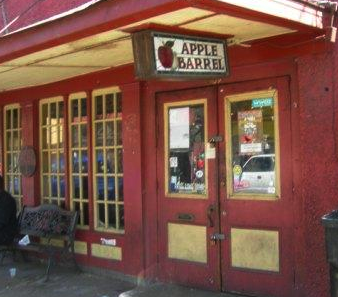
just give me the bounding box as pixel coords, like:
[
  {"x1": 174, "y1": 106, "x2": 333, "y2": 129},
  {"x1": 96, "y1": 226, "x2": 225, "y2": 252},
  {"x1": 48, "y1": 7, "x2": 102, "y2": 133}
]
[
  {"x1": 4, "y1": 104, "x2": 22, "y2": 210},
  {"x1": 92, "y1": 86, "x2": 124, "y2": 233},
  {"x1": 69, "y1": 92, "x2": 89, "y2": 229},
  {"x1": 225, "y1": 89, "x2": 281, "y2": 200},
  {"x1": 164, "y1": 99, "x2": 208, "y2": 199},
  {"x1": 39, "y1": 97, "x2": 66, "y2": 206}
]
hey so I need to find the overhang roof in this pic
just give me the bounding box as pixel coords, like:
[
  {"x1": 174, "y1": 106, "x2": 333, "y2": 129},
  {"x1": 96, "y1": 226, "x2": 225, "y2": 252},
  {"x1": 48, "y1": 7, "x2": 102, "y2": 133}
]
[{"x1": 0, "y1": 0, "x2": 329, "y2": 92}]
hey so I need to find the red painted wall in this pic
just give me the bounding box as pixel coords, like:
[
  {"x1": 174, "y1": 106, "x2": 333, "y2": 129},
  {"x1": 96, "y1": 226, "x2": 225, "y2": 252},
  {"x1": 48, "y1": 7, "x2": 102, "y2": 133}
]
[
  {"x1": 294, "y1": 48, "x2": 338, "y2": 297},
  {"x1": 0, "y1": 53, "x2": 336, "y2": 297}
]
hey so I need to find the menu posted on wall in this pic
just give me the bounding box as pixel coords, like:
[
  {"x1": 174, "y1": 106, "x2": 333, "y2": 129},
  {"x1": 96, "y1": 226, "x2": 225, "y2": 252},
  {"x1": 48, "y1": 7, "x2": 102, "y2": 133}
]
[
  {"x1": 238, "y1": 110, "x2": 263, "y2": 154},
  {"x1": 132, "y1": 30, "x2": 229, "y2": 80}
]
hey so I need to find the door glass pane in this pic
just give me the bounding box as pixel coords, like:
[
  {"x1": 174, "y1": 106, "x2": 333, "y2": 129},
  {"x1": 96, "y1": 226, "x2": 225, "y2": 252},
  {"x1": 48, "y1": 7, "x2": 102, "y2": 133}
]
[
  {"x1": 97, "y1": 177, "x2": 105, "y2": 200},
  {"x1": 51, "y1": 175, "x2": 58, "y2": 197},
  {"x1": 72, "y1": 151, "x2": 79, "y2": 173},
  {"x1": 81, "y1": 125, "x2": 87, "y2": 147},
  {"x1": 106, "y1": 94, "x2": 114, "y2": 117},
  {"x1": 60, "y1": 176, "x2": 65, "y2": 197},
  {"x1": 229, "y1": 96, "x2": 277, "y2": 195},
  {"x1": 82, "y1": 151, "x2": 88, "y2": 173},
  {"x1": 95, "y1": 123, "x2": 103, "y2": 146},
  {"x1": 95, "y1": 95, "x2": 103, "y2": 119},
  {"x1": 59, "y1": 102, "x2": 64, "y2": 121},
  {"x1": 6, "y1": 132, "x2": 11, "y2": 150},
  {"x1": 107, "y1": 177, "x2": 116, "y2": 201},
  {"x1": 42, "y1": 104, "x2": 48, "y2": 125},
  {"x1": 51, "y1": 153, "x2": 58, "y2": 173},
  {"x1": 50, "y1": 102, "x2": 57, "y2": 119},
  {"x1": 96, "y1": 150, "x2": 104, "y2": 173},
  {"x1": 71, "y1": 100, "x2": 78, "y2": 120},
  {"x1": 43, "y1": 176, "x2": 49, "y2": 197},
  {"x1": 59, "y1": 154, "x2": 65, "y2": 173},
  {"x1": 106, "y1": 121, "x2": 114, "y2": 146},
  {"x1": 73, "y1": 177, "x2": 80, "y2": 199},
  {"x1": 107, "y1": 149, "x2": 115, "y2": 173},
  {"x1": 167, "y1": 104, "x2": 206, "y2": 195},
  {"x1": 117, "y1": 149, "x2": 123, "y2": 174},
  {"x1": 13, "y1": 109, "x2": 18, "y2": 129},
  {"x1": 81, "y1": 98, "x2": 87, "y2": 118},
  {"x1": 82, "y1": 176, "x2": 88, "y2": 199},
  {"x1": 71, "y1": 126, "x2": 79, "y2": 147},
  {"x1": 118, "y1": 177, "x2": 124, "y2": 201},
  {"x1": 116, "y1": 93, "x2": 122, "y2": 117},
  {"x1": 42, "y1": 152, "x2": 49, "y2": 173},
  {"x1": 116, "y1": 121, "x2": 122, "y2": 145},
  {"x1": 108, "y1": 204, "x2": 116, "y2": 228},
  {"x1": 6, "y1": 110, "x2": 11, "y2": 129}
]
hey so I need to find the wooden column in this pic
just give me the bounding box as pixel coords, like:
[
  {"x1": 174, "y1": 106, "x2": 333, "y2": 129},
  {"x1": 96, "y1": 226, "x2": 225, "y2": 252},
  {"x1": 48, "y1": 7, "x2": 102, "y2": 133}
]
[{"x1": 21, "y1": 101, "x2": 39, "y2": 206}]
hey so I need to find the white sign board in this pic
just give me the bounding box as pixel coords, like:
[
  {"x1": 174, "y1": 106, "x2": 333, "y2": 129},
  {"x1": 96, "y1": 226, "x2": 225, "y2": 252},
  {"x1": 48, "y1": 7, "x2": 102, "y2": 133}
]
[{"x1": 153, "y1": 33, "x2": 228, "y2": 77}]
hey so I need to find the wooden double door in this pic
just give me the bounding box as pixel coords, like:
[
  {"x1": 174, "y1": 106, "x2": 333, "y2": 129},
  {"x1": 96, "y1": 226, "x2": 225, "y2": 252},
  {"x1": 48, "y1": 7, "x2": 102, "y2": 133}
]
[{"x1": 156, "y1": 77, "x2": 295, "y2": 297}]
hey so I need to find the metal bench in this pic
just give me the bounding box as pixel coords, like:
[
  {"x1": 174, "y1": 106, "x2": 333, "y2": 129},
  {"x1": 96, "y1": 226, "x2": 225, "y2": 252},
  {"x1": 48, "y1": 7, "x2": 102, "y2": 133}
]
[{"x1": 0, "y1": 204, "x2": 79, "y2": 280}]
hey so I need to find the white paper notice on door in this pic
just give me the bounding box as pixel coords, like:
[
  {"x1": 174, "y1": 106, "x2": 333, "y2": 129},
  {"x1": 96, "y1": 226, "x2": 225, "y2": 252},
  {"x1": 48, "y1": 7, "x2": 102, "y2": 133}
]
[
  {"x1": 205, "y1": 143, "x2": 216, "y2": 159},
  {"x1": 169, "y1": 107, "x2": 190, "y2": 149}
]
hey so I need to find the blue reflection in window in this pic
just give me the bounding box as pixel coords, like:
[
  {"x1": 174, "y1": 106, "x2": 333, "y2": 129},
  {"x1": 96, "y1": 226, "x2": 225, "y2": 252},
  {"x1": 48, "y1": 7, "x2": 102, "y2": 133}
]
[
  {"x1": 107, "y1": 177, "x2": 115, "y2": 201},
  {"x1": 118, "y1": 177, "x2": 123, "y2": 201},
  {"x1": 73, "y1": 151, "x2": 79, "y2": 173},
  {"x1": 51, "y1": 176, "x2": 58, "y2": 197},
  {"x1": 96, "y1": 151, "x2": 104, "y2": 173},
  {"x1": 60, "y1": 177, "x2": 65, "y2": 197},
  {"x1": 97, "y1": 177, "x2": 104, "y2": 200},
  {"x1": 82, "y1": 152, "x2": 88, "y2": 173}
]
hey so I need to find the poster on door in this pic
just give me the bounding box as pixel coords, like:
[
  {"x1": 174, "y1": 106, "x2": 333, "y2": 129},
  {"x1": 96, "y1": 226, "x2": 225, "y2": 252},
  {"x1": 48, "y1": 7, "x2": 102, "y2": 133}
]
[
  {"x1": 238, "y1": 109, "x2": 263, "y2": 154},
  {"x1": 169, "y1": 107, "x2": 190, "y2": 149}
]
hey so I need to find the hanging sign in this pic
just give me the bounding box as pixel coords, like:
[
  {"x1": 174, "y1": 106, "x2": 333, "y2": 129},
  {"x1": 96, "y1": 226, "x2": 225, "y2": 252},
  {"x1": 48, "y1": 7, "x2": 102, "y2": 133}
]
[
  {"x1": 132, "y1": 30, "x2": 229, "y2": 80},
  {"x1": 238, "y1": 110, "x2": 263, "y2": 154}
]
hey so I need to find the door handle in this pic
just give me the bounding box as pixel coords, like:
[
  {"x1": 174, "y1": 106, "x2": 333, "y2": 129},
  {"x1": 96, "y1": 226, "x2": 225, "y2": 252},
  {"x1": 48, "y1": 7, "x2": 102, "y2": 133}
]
[
  {"x1": 257, "y1": 175, "x2": 262, "y2": 179},
  {"x1": 207, "y1": 204, "x2": 215, "y2": 227}
]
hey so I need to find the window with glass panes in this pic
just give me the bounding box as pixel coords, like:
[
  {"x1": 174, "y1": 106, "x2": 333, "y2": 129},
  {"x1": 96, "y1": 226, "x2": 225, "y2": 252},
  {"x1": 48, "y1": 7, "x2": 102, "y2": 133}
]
[
  {"x1": 40, "y1": 98, "x2": 65, "y2": 207},
  {"x1": 69, "y1": 93, "x2": 89, "y2": 227},
  {"x1": 4, "y1": 104, "x2": 22, "y2": 211},
  {"x1": 92, "y1": 87, "x2": 124, "y2": 232}
]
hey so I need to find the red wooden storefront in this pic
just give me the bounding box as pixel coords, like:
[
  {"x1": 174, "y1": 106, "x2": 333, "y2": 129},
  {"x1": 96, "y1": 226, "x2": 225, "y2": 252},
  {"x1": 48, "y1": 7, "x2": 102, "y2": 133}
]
[{"x1": 0, "y1": 1, "x2": 336, "y2": 297}]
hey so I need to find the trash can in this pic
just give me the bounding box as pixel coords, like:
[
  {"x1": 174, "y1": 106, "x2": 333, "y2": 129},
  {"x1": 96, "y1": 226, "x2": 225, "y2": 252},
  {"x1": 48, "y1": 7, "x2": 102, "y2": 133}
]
[{"x1": 322, "y1": 210, "x2": 338, "y2": 297}]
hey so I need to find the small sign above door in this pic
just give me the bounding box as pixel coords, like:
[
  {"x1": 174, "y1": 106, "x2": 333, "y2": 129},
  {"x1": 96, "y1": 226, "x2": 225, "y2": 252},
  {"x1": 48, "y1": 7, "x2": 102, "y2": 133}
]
[{"x1": 132, "y1": 30, "x2": 229, "y2": 80}]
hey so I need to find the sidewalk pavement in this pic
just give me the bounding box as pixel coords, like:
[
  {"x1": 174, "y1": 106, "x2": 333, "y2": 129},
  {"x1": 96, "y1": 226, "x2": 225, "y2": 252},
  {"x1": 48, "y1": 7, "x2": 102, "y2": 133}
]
[{"x1": 0, "y1": 258, "x2": 250, "y2": 297}]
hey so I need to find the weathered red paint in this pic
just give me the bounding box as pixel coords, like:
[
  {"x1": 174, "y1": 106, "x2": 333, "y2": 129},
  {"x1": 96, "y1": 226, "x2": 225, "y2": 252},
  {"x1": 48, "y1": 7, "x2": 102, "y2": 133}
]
[{"x1": 294, "y1": 49, "x2": 338, "y2": 297}]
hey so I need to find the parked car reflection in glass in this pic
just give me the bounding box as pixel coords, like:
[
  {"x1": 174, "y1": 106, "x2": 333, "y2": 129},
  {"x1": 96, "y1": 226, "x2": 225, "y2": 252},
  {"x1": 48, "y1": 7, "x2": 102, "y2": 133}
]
[{"x1": 235, "y1": 154, "x2": 275, "y2": 194}]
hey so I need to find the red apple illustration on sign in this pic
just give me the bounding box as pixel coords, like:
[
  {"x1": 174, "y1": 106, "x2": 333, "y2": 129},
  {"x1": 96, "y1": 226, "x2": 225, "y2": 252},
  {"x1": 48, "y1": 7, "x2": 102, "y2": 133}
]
[
  {"x1": 241, "y1": 134, "x2": 253, "y2": 143},
  {"x1": 158, "y1": 40, "x2": 175, "y2": 68}
]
